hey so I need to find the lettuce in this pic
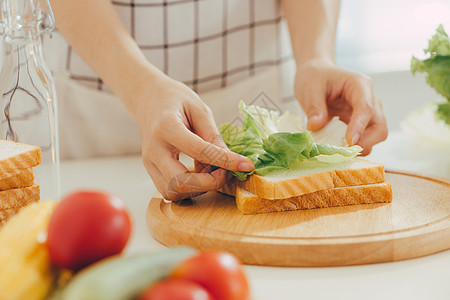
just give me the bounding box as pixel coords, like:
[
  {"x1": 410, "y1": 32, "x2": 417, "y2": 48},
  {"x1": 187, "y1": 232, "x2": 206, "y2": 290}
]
[
  {"x1": 424, "y1": 24, "x2": 450, "y2": 56},
  {"x1": 219, "y1": 101, "x2": 362, "y2": 180},
  {"x1": 411, "y1": 24, "x2": 450, "y2": 125},
  {"x1": 437, "y1": 102, "x2": 450, "y2": 125}
]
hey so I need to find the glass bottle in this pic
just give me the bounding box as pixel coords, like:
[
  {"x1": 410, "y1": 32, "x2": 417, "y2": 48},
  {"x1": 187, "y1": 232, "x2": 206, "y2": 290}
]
[{"x1": 0, "y1": 0, "x2": 60, "y2": 199}]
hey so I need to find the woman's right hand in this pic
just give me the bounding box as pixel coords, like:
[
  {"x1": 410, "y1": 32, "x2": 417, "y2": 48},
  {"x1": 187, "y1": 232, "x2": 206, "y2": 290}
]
[{"x1": 133, "y1": 75, "x2": 254, "y2": 201}]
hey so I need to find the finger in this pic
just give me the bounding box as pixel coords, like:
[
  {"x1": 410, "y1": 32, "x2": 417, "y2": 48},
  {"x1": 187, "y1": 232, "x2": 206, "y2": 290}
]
[
  {"x1": 142, "y1": 148, "x2": 200, "y2": 200},
  {"x1": 154, "y1": 150, "x2": 226, "y2": 186},
  {"x1": 141, "y1": 160, "x2": 179, "y2": 200},
  {"x1": 346, "y1": 110, "x2": 373, "y2": 146},
  {"x1": 189, "y1": 104, "x2": 230, "y2": 173},
  {"x1": 166, "y1": 121, "x2": 254, "y2": 172},
  {"x1": 194, "y1": 160, "x2": 219, "y2": 174},
  {"x1": 343, "y1": 76, "x2": 376, "y2": 145},
  {"x1": 189, "y1": 106, "x2": 246, "y2": 180},
  {"x1": 154, "y1": 150, "x2": 190, "y2": 180},
  {"x1": 296, "y1": 85, "x2": 329, "y2": 131},
  {"x1": 188, "y1": 104, "x2": 253, "y2": 176},
  {"x1": 189, "y1": 104, "x2": 228, "y2": 149},
  {"x1": 356, "y1": 111, "x2": 388, "y2": 156},
  {"x1": 144, "y1": 156, "x2": 227, "y2": 201},
  {"x1": 327, "y1": 96, "x2": 353, "y2": 124},
  {"x1": 194, "y1": 159, "x2": 208, "y2": 173},
  {"x1": 147, "y1": 144, "x2": 228, "y2": 194},
  {"x1": 345, "y1": 99, "x2": 375, "y2": 146},
  {"x1": 167, "y1": 168, "x2": 228, "y2": 201}
]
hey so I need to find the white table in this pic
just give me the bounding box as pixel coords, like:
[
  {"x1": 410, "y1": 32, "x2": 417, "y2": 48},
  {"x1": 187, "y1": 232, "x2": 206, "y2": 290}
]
[{"x1": 59, "y1": 131, "x2": 450, "y2": 300}]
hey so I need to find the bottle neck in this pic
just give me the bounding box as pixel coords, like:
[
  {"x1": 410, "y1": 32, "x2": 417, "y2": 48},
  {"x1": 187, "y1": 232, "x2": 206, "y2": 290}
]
[
  {"x1": 1, "y1": 28, "x2": 45, "y2": 73},
  {"x1": 0, "y1": 0, "x2": 47, "y2": 41},
  {"x1": 3, "y1": 26, "x2": 41, "y2": 42}
]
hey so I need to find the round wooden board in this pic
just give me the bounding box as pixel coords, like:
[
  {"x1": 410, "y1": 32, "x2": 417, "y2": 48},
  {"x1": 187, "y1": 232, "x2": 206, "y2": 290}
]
[{"x1": 146, "y1": 171, "x2": 450, "y2": 267}]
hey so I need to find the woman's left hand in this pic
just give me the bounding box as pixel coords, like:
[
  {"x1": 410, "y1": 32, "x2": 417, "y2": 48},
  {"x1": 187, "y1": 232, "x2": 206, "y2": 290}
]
[{"x1": 294, "y1": 58, "x2": 388, "y2": 155}]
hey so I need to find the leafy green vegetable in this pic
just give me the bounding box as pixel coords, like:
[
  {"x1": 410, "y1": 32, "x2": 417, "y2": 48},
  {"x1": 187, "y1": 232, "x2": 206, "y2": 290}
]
[
  {"x1": 411, "y1": 55, "x2": 450, "y2": 101},
  {"x1": 263, "y1": 132, "x2": 314, "y2": 167},
  {"x1": 437, "y1": 102, "x2": 450, "y2": 125},
  {"x1": 424, "y1": 24, "x2": 450, "y2": 56},
  {"x1": 411, "y1": 24, "x2": 450, "y2": 125},
  {"x1": 219, "y1": 101, "x2": 362, "y2": 180},
  {"x1": 240, "y1": 101, "x2": 275, "y2": 137}
]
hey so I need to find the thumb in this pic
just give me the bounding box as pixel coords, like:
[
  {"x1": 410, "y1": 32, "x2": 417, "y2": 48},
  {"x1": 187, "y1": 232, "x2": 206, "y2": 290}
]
[
  {"x1": 300, "y1": 91, "x2": 329, "y2": 132},
  {"x1": 189, "y1": 103, "x2": 254, "y2": 172}
]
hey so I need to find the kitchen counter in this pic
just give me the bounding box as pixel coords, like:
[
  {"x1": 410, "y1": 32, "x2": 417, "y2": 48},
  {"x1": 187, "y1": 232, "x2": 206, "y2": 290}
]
[{"x1": 58, "y1": 129, "x2": 450, "y2": 300}]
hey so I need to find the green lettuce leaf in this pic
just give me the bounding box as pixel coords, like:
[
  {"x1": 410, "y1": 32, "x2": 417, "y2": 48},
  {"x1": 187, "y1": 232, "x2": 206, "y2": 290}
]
[
  {"x1": 218, "y1": 122, "x2": 263, "y2": 162},
  {"x1": 240, "y1": 101, "x2": 277, "y2": 137},
  {"x1": 411, "y1": 24, "x2": 450, "y2": 125},
  {"x1": 312, "y1": 145, "x2": 363, "y2": 164},
  {"x1": 219, "y1": 101, "x2": 362, "y2": 180},
  {"x1": 411, "y1": 56, "x2": 450, "y2": 100},
  {"x1": 437, "y1": 102, "x2": 450, "y2": 125},
  {"x1": 424, "y1": 24, "x2": 450, "y2": 56},
  {"x1": 262, "y1": 132, "x2": 314, "y2": 168}
]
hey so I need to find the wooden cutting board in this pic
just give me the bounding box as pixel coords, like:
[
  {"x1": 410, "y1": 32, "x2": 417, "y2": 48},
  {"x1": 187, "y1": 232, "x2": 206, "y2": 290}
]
[{"x1": 146, "y1": 171, "x2": 450, "y2": 267}]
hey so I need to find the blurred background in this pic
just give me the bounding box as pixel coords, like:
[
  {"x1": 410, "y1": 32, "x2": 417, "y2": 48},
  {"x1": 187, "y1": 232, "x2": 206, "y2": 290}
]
[
  {"x1": 337, "y1": 0, "x2": 450, "y2": 73},
  {"x1": 35, "y1": 0, "x2": 449, "y2": 132},
  {"x1": 336, "y1": 0, "x2": 450, "y2": 130},
  {"x1": 3, "y1": 0, "x2": 446, "y2": 171}
]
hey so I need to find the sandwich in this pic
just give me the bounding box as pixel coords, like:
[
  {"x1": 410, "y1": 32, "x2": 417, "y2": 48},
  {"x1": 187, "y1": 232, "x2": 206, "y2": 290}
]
[
  {"x1": 219, "y1": 102, "x2": 392, "y2": 214},
  {"x1": 0, "y1": 140, "x2": 41, "y2": 224}
]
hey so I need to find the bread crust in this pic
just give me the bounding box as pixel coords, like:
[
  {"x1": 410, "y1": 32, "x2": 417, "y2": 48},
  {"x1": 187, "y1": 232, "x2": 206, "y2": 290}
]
[
  {"x1": 0, "y1": 168, "x2": 34, "y2": 191},
  {"x1": 239, "y1": 159, "x2": 386, "y2": 199},
  {"x1": 0, "y1": 140, "x2": 41, "y2": 180},
  {"x1": 0, "y1": 196, "x2": 40, "y2": 224},
  {"x1": 0, "y1": 185, "x2": 40, "y2": 210},
  {"x1": 236, "y1": 182, "x2": 393, "y2": 215}
]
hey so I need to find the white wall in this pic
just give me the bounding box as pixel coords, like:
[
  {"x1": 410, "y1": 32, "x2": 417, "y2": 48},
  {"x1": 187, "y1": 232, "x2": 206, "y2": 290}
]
[
  {"x1": 336, "y1": 0, "x2": 450, "y2": 74},
  {"x1": 335, "y1": 0, "x2": 450, "y2": 130}
]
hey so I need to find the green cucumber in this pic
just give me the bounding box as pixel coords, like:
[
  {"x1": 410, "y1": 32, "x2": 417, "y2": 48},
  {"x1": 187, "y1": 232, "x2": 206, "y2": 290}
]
[{"x1": 60, "y1": 247, "x2": 196, "y2": 300}]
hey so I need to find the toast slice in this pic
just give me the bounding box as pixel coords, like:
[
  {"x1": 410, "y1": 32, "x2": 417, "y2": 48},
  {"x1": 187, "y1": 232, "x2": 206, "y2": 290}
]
[
  {"x1": 239, "y1": 158, "x2": 385, "y2": 200},
  {"x1": 0, "y1": 184, "x2": 40, "y2": 210},
  {"x1": 0, "y1": 140, "x2": 41, "y2": 180},
  {"x1": 0, "y1": 196, "x2": 40, "y2": 224},
  {"x1": 236, "y1": 182, "x2": 393, "y2": 215},
  {"x1": 0, "y1": 168, "x2": 34, "y2": 191}
]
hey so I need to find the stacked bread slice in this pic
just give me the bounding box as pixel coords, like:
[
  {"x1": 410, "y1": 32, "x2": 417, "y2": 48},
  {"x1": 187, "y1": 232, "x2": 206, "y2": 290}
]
[
  {"x1": 223, "y1": 158, "x2": 392, "y2": 214},
  {"x1": 0, "y1": 140, "x2": 41, "y2": 224}
]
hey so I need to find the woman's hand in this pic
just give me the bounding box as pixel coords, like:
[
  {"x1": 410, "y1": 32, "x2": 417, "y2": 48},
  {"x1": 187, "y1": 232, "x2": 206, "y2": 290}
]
[
  {"x1": 294, "y1": 59, "x2": 388, "y2": 155},
  {"x1": 279, "y1": 0, "x2": 387, "y2": 155},
  {"x1": 51, "y1": 0, "x2": 253, "y2": 200},
  {"x1": 134, "y1": 76, "x2": 254, "y2": 201}
]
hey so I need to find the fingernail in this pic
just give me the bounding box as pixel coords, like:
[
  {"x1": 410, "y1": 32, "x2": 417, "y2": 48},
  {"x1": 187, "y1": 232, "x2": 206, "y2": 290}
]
[
  {"x1": 238, "y1": 162, "x2": 254, "y2": 172},
  {"x1": 352, "y1": 133, "x2": 361, "y2": 145}
]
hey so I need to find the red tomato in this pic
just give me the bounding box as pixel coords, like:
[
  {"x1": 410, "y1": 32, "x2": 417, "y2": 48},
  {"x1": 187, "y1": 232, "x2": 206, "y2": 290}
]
[
  {"x1": 140, "y1": 278, "x2": 214, "y2": 300},
  {"x1": 170, "y1": 251, "x2": 249, "y2": 300},
  {"x1": 46, "y1": 190, "x2": 132, "y2": 270}
]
